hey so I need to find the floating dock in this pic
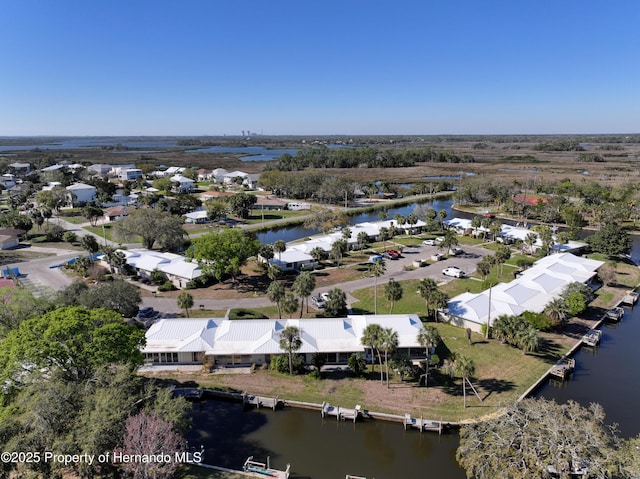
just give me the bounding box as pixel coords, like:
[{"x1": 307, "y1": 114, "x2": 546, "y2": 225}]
[
  {"x1": 581, "y1": 329, "x2": 602, "y2": 347},
  {"x1": 243, "y1": 393, "x2": 280, "y2": 411},
  {"x1": 321, "y1": 402, "x2": 361, "y2": 422},
  {"x1": 243, "y1": 456, "x2": 290, "y2": 478},
  {"x1": 549, "y1": 357, "x2": 575, "y2": 380},
  {"x1": 622, "y1": 291, "x2": 639, "y2": 305},
  {"x1": 604, "y1": 306, "x2": 624, "y2": 321},
  {"x1": 403, "y1": 413, "x2": 443, "y2": 434}
]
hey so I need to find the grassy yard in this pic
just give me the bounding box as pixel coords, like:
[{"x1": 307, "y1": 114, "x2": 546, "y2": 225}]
[{"x1": 149, "y1": 322, "x2": 570, "y2": 423}]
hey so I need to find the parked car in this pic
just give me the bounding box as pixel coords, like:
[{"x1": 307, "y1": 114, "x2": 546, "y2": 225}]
[
  {"x1": 423, "y1": 238, "x2": 436, "y2": 246},
  {"x1": 450, "y1": 247, "x2": 464, "y2": 256},
  {"x1": 311, "y1": 296, "x2": 326, "y2": 309},
  {"x1": 369, "y1": 254, "x2": 384, "y2": 263},
  {"x1": 435, "y1": 236, "x2": 445, "y2": 244},
  {"x1": 136, "y1": 306, "x2": 156, "y2": 319},
  {"x1": 442, "y1": 266, "x2": 466, "y2": 278},
  {"x1": 320, "y1": 292, "x2": 330, "y2": 302},
  {"x1": 386, "y1": 249, "x2": 401, "y2": 259}
]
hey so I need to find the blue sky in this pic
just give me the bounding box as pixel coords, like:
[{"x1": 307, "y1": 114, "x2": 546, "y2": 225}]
[{"x1": 1, "y1": 1, "x2": 638, "y2": 136}]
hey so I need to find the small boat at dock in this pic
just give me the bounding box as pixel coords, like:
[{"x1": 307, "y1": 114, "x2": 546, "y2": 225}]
[{"x1": 622, "y1": 291, "x2": 639, "y2": 305}]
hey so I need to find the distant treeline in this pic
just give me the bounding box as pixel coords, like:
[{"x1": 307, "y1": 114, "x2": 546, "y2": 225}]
[{"x1": 265, "y1": 146, "x2": 475, "y2": 171}]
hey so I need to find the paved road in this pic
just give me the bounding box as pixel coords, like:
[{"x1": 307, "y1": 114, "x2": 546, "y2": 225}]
[{"x1": 139, "y1": 242, "x2": 489, "y2": 313}]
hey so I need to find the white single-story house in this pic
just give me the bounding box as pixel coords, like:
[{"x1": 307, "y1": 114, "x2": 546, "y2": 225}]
[
  {"x1": 142, "y1": 314, "x2": 425, "y2": 366},
  {"x1": 184, "y1": 210, "x2": 209, "y2": 224},
  {"x1": 261, "y1": 250, "x2": 318, "y2": 272},
  {"x1": 444, "y1": 253, "x2": 604, "y2": 332},
  {"x1": 87, "y1": 164, "x2": 114, "y2": 176},
  {"x1": 100, "y1": 248, "x2": 203, "y2": 289},
  {"x1": 223, "y1": 170, "x2": 249, "y2": 185},
  {"x1": 66, "y1": 183, "x2": 97, "y2": 204}
]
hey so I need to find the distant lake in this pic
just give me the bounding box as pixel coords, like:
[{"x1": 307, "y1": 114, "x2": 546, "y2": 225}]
[
  {"x1": 187, "y1": 146, "x2": 299, "y2": 161},
  {"x1": 0, "y1": 137, "x2": 180, "y2": 151}
]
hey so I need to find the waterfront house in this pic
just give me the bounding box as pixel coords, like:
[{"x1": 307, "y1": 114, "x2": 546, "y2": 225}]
[
  {"x1": 142, "y1": 314, "x2": 425, "y2": 367},
  {"x1": 444, "y1": 253, "x2": 604, "y2": 333}
]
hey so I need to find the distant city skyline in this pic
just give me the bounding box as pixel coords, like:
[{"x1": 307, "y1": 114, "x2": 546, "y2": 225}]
[{"x1": 1, "y1": 1, "x2": 639, "y2": 136}]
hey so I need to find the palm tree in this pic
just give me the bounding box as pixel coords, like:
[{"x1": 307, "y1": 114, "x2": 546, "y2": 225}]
[
  {"x1": 81, "y1": 234, "x2": 100, "y2": 263},
  {"x1": 279, "y1": 326, "x2": 302, "y2": 375},
  {"x1": 406, "y1": 213, "x2": 418, "y2": 235},
  {"x1": 454, "y1": 354, "x2": 477, "y2": 408},
  {"x1": 438, "y1": 229, "x2": 459, "y2": 255},
  {"x1": 331, "y1": 239, "x2": 346, "y2": 267},
  {"x1": 431, "y1": 290, "x2": 449, "y2": 323},
  {"x1": 370, "y1": 259, "x2": 386, "y2": 315},
  {"x1": 281, "y1": 292, "x2": 299, "y2": 319},
  {"x1": 273, "y1": 240, "x2": 286, "y2": 261},
  {"x1": 310, "y1": 246, "x2": 327, "y2": 264},
  {"x1": 384, "y1": 279, "x2": 403, "y2": 314},
  {"x1": 417, "y1": 325, "x2": 441, "y2": 357},
  {"x1": 524, "y1": 232, "x2": 538, "y2": 255},
  {"x1": 417, "y1": 278, "x2": 438, "y2": 318},
  {"x1": 438, "y1": 209, "x2": 447, "y2": 230},
  {"x1": 545, "y1": 298, "x2": 568, "y2": 327},
  {"x1": 267, "y1": 281, "x2": 286, "y2": 319},
  {"x1": 417, "y1": 325, "x2": 441, "y2": 388},
  {"x1": 356, "y1": 231, "x2": 369, "y2": 250},
  {"x1": 517, "y1": 326, "x2": 540, "y2": 355},
  {"x1": 341, "y1": 227, "x2": 352, "y2": 245},
  {"x1": 360, "y1": 323, "x2": 383, "y2": 376},
  {"x1": 292, "y1": 271, "x2": 315, "y2": 316},
  {"x1": 380, "y1": 328, "x2": 399, "y2": 388},
  {"x1": 177, "y1": 292, "x2": 194, "y2": 318},
  {"x1": 490, "y1": 220, "x2": 502, "y2": 242},
  {"x1": 471, "y1": 215, "x2": 482, "y2": 237}
]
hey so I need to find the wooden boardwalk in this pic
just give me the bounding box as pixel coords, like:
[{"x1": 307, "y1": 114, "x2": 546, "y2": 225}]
[
  {"x1": 403, "y1": 413, "x2": 443, "y2": 434},
  {"x1": 243, "y1": 456, "x2": 290, "y2": 478},
  {"x1": 622, "y1": 291, "x2": 639, "y2": 305},
  {"x1": 321, "y1": 401, "x2": 361, "y2": 422},
  {"x1": 243, "y1": 393, "x2": 281, "y2": 411}
]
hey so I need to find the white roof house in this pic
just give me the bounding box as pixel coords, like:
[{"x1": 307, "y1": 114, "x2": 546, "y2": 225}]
[
  {"x1": 223, "y1": 170, "x2": 249, "y2": 184},
  {"x1": 445, "y1": 253, "x2": 604, "y2": 332},
  {"x1": 141, "y1": 314, "x2": 425, "y2": 366},
  {"x1": 66, "y1": 183, "x2": 97, "y2": 204},
  {"x1": 102, "y1": 248, "x2": 202, "y2": 289},
  {"x1": 268, "y1": 250, "x2": 317, "y2": 272},
  {"x1": 170, "y1": 175, "x2": 195, "y2": 193}
]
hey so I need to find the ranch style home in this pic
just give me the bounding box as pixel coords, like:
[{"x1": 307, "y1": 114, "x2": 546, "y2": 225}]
[
  {"x1": 142, "y1": 314, "x2": 425, "y2": 368},
  {"x1": 443, "y1": 252, "x2": 604, "y2": 333}
]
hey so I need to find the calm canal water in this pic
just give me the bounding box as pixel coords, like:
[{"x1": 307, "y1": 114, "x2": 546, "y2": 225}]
[{"x1": 255, "y1": 197, "x2": 457, "y2": 245}]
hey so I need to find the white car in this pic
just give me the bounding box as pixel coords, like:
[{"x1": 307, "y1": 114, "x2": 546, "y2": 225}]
[
  {"x1": 423, "y1": 239, "x2": 436, "y2": 246},
  {"x1": 320, "y1": 292, "x2": 330, "y2": 302},
  {"x1": 311, "y1": 296, "x2": 326, "y2": 309},
  {"x1": 442, "y1": 266, "x2": 465, "y2": 278}
]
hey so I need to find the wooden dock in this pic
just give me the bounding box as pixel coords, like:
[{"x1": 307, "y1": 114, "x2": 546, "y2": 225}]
[
  {"x1": 549, "y1": 357, "x2": 575, "y2": 380},
  {"x1": 321, "y1": 401, "x2": 361, "y2": 422},
  {"x1": 581, "y1": 329, "x2": 602, "y2": 347},
  {"x1": 243, "y1": 393, "x2": 280, "y2": 411},
  {"x1": 604, "y1": 306, "x2": 624, "y2": 322},
  {"x1": 403, "y1": 413, "x2": 443, "y2": 434},
  {"x1": 243, "y1": 456, "x2": 290, "y2": 478},
  {"x1": 622, "y1": 291, "x2": 639, "y2": 305},
  {"x1": 345, "y1": 475, "x2": 368, "y2": 479}
]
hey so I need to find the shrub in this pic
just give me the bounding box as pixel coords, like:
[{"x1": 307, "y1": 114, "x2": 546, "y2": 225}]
[
  {"x1": 229, "y1": 308, "x2": 268, "y2": 320},
  {"x1": 269, "y1": 354, "x2": 306, "y2": 374},
  {"x1": 347, "y1": 353, "x2": 367, "y2": 377},
  {"x1": 63, "y1": 231, "x2": 77, "y2": 243},
  {"x1": 521, "y1": 311, "x2": 553, "y2": 331},
  {"x1": 157, "y1": 281, "x2": 177, "y2": 292}
]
